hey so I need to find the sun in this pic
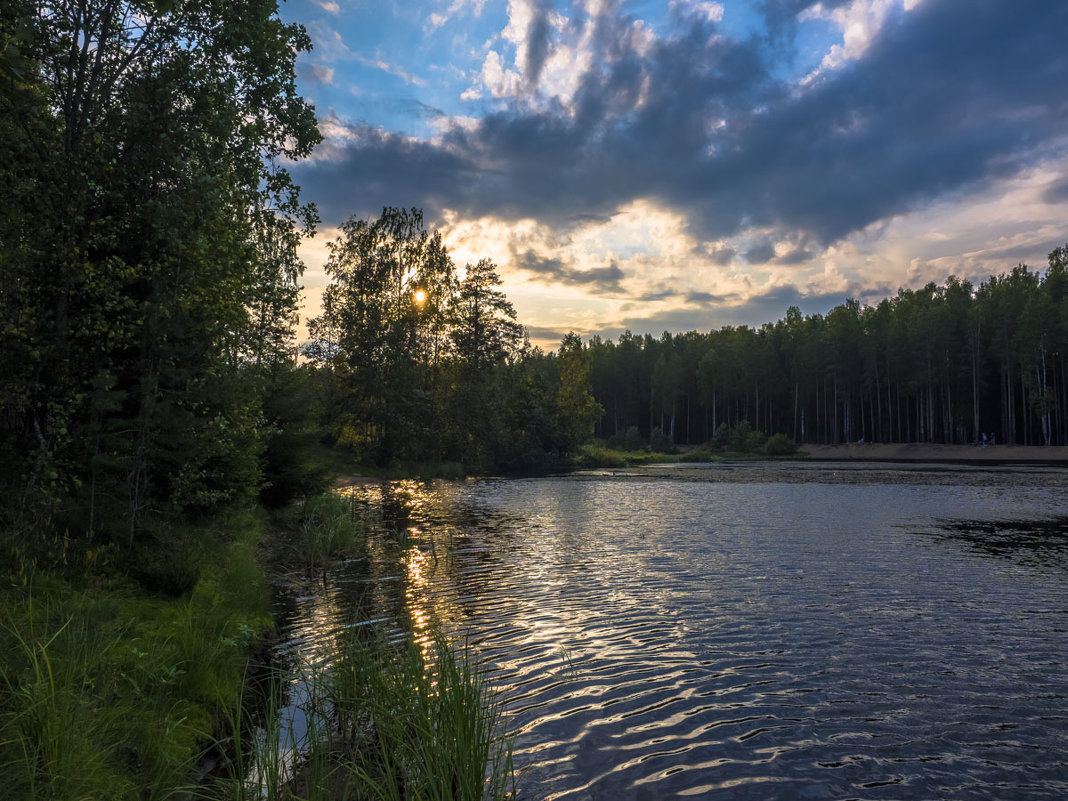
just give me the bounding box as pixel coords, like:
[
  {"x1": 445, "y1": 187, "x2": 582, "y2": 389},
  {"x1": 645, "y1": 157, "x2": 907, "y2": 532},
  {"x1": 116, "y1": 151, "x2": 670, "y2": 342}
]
[{"x1": 413, "y1": 289, "x2": 426, "y2": 304}]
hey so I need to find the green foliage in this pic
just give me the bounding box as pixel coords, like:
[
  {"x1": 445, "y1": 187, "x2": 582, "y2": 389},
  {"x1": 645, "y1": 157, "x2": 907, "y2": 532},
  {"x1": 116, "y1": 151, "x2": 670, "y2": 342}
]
[
  {"x1": 728, "y1": 421, "x2": 754, "y2": 453},
  {"x1": 622, "y1": 425, "x2": 644, "y2": 451},
  {"x1": 294, "y1": 492, "x2": 364, "y2": 569},
  {"x1": 711, "y1": 422, "x2": 731, "y2": 448},
  {"x1": 260, "y1": 364, "x2": 332, "y2": 508},
  {"x1": 306, "y1": 210, "x2": 597, "y2": 474},
  {"x1": 573, "y1": 444, "x2": 628, "y2": 468},
  {"x1": 0, "y1": 0, "x2": 320, "y2": 538},
  {"x1": 306, "y1": 208, "x2": 454, "y2": 466},
  {"x1": 649, "y1": 426, "x2": 674, "y2": 453},
  {"x1": 764, "y1": 433, "x2": 798, "y2": 456},
  {"x1": 553, "y1": 333, "x2": 604, "y2": 455},
  {"x1": 586, "y1": 249, "x2": 1068, "y2": 449}
]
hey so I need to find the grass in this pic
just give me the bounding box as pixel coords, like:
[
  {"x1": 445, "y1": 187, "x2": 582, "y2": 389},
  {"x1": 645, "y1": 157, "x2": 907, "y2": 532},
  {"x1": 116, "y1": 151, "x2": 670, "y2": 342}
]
[
  {"x1": 1, "y1": 488, "x2": 516, "y2": 801},
  {"x1": 0, "y1": 508, "x2": 273, "y2": 801},
  {"x1": 293, "y1": 492, "x2": 366, "y2": 570},
  {"x1": 331, "y1": 630, "x2": 514, "y2": 801},
  {"x1": 573, "y1": 442, "x2": 723, "y2": 468},
  {"x1": 211, "y1": 627, "x2": 515, "y2": 801}
]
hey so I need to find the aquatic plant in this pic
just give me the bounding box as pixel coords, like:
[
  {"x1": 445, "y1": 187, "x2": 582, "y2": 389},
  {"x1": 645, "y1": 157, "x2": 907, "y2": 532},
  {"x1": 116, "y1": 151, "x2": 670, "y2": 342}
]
[
  {"x1": 212, "y1": 627, "x2": 514, "y2": 801},
  {"x1": 296, "y1": 492, "x2": 364, "y2": 569},
  {"x1": 333, "y1": 631, "x2": 515, "y2": 801}
]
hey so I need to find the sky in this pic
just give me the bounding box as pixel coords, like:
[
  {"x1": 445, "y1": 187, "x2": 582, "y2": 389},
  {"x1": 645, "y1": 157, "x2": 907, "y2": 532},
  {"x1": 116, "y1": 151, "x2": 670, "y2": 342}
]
[{"x1": 278, "y1": 0, "x2": 1068, "y2": 349}]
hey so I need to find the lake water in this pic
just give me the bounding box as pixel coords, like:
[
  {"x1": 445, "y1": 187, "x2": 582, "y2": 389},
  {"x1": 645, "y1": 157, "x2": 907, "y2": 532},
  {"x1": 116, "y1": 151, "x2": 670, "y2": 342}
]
[{"x1": 274, "y1": 462, "x2": 1068, "y2": 799}]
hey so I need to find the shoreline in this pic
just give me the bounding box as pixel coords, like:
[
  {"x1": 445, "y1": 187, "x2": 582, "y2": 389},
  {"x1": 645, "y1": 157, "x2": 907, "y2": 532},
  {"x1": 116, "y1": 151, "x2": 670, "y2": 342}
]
[{"x1": 800, "y1": 442, "x2": 1068, "y2": 463}]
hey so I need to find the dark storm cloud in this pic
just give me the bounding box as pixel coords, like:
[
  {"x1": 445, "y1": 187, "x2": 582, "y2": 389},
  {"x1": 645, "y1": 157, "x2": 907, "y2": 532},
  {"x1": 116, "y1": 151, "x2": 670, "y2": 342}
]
[
  {"x1": 707, "y1": 244, "x2": 735, "y2": 266},
  {"x1": 523, "y1": 324, "x2": 569, "y2": 344},
  {"x1": 601, "y1": 284, "x2": 855, "y2": 340},
  {"x1": 776, "y1": 247, "x2": 812, "y2": 265},
  {"x1": 524, "y1": 0, "x2": 555, "y2": 86},
  {"x1": 512, "y1": 249, "x2": 626, "y2": 293},
  {"x1": 743, "y1": 240, "x2": 776, "y2": 264},
  {"x1": 635, "y1": 287, "x2": 679, "y2": 302},
  {"x1": 685, "y1": 290, "x2": 726, "y2": 304},
  {"x1": 305, "y1": 124, "x2": 478, "y2": 222},
  {"x1": 296, "y1": 0, "x2": 1068, "y2": 249}
]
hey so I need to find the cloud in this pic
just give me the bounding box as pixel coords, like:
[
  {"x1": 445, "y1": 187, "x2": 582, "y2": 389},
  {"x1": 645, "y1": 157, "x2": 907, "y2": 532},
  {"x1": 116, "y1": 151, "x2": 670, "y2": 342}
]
[
  {"x1": 294, "y1": 0, "x2": 1068, "y2": 259},
  {"x1": 743, "y1": 241, "x2": 776, "y2": 264},
  {"x1": 800, "y1": 0, "x2": 912, "y2": 80},
  {"x1": 1043, "y1": 174, "x2": 1068, "y2": 205},
  {"x1": 521, "y1": 324, "x2": 569, "y2": 346},
  {"x1": 669, "y1": 0, "x2": 725, "y2": 24},
  {"x1": 302, "y1": 64, "x2": 335, "y2": 84},
  {"x1": 425, "y1": 12, "x2": 448, "y2": 32},
  {"x1": 313, "y1": 0, "x2": 340, "y2": 14},
  {"x1": 305, "y1": 21, "x2": 427, "y2": 86},
  {"x1": 512, "y1": 249, "x2": 626, "y2": 293},
  {"x1": 354, "y1": 54, "x2": 428, "y2": 86}
]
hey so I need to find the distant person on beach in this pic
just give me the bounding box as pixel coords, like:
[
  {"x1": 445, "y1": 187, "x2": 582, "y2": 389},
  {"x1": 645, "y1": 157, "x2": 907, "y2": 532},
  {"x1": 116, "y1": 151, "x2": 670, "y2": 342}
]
[{"x1": 981, "y1": 432, "x2": 987, "y2": 448}]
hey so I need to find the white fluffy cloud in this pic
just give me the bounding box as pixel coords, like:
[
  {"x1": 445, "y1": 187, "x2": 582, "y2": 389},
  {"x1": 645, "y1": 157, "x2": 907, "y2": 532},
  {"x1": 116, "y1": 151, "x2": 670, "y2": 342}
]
[{"x1": 801, "y1": 0, "x2": 926, "y2": 82}]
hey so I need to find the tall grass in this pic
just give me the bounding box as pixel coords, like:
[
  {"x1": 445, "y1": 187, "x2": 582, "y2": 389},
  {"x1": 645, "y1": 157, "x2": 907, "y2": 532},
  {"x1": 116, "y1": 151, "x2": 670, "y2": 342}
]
[
  {"x1": 0, "y1": 509, "x2": 273, "y2": 801},
  {"x1": 333, "y1": 631, "x2": 514, "y2": 801},
  {"x1": 295, "y1": 492, "x2": 364, "y2": 569},
  {"x1": 0, "y1": 609, "x2": 133, "y2": 800},
  {"x1": 213, "y1": 628, "x2": 514, "y2": 801}
]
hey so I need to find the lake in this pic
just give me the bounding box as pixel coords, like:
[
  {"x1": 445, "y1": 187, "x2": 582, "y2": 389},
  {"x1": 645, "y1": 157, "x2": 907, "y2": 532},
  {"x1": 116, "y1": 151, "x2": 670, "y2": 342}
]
[{"x1": 274, "y1": 462, "x2": 1068, "y2": 799}]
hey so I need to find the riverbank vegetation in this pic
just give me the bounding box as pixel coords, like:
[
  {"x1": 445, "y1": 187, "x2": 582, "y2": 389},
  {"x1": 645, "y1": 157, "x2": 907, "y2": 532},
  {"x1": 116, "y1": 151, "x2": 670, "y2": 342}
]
[
  {"x1": 0, "y1": 0, "x2": 514, "y2": 797},
  {"x1": 0, "y1": 509, "x2": 272, "y2": 800}
]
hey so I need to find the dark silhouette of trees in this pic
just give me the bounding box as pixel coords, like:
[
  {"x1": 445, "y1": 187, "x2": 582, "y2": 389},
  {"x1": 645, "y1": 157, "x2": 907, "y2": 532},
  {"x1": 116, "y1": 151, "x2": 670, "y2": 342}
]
[
  {"x1": 587, "y1": 248, "x2": 1068, "y2": 448},
  {"x1": 305, "y1": 209, "x2": 601, "y2": 471}
]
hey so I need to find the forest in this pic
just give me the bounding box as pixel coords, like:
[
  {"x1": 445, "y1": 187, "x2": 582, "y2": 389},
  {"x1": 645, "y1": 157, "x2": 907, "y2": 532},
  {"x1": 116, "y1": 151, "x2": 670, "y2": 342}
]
[{"x1": 584, "y1": 249, "x2": 1068, "y2": 449}]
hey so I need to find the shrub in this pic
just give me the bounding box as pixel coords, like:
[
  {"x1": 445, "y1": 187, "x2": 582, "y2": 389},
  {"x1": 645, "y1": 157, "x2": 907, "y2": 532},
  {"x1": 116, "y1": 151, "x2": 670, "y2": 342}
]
[
  {"x1": 649, "y1": 426, "x2": 674, "y2": 453},
  {"x1": 728, "y1": 421, "x2": 752, "y2": 452},
  {"x1": 710, "y1": 422, "x2": 730, "y2": 448},
  {"x1": 765, "y1": 433, "x2": 797, "y2": 456},
  {"x1": 623, "y1": 425, "x2": 644, "y2": 451}
]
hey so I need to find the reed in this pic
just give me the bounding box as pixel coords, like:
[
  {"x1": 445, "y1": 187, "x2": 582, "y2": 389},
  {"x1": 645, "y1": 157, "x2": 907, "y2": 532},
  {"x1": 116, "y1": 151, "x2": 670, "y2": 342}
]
[
  {"x1": 296, "y1": 492, "x2": 364, "y2": 569},
  {"x1": 0, "y1": 603, "x2": 134, "y2": 799},
  {"x1": 333, "y1": 630, "x2": 515, "y2": 801},
  {"x1": 211, "y1": 624, "x2": 514, "y2": 801}
]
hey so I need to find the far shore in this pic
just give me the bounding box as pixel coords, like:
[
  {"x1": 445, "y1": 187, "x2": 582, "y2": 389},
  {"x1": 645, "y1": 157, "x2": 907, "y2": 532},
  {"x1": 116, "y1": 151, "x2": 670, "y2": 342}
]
[{"x1": 801, "y1": 442, "x2": 1068, "y2": 463}]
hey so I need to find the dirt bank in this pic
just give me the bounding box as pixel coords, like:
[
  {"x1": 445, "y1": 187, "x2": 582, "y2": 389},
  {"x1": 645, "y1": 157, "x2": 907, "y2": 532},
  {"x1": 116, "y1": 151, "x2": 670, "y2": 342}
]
[{"x1": 800, "y1": 443, "x2": 1068, "y2": 463}]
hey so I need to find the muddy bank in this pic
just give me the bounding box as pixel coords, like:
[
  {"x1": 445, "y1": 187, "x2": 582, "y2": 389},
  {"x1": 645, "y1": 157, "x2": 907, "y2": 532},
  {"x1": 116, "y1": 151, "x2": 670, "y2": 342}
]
[{"x1": 800, "y1": 442, "x2": 1068, "y2": 463}]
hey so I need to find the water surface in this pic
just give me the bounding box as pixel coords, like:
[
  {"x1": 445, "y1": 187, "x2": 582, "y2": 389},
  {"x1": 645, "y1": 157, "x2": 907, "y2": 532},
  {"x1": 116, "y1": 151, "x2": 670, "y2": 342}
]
[{"x1": 275, "y1": 463, "x2": 1068, "y2": 799}]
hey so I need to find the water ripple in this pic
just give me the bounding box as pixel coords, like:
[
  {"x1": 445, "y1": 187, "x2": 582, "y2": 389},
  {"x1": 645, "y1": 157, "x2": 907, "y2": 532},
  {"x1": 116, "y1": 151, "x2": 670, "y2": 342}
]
[{"x1": 280, "y1": 466, "x2": 1068, "y2": 799}]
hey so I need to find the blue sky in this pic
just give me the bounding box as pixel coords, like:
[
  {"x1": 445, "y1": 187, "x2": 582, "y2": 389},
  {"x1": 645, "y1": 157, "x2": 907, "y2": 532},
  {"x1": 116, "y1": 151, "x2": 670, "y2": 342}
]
[{"x1": 279, "y1": 0, "x2": 1068, "y2": 347}]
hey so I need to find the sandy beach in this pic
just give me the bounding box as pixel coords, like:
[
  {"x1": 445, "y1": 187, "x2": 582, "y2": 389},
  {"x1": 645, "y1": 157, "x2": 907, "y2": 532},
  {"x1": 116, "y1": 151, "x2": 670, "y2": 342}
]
[{"x1": 800, "y1": 442, "x2": 1068, "y2": 463}]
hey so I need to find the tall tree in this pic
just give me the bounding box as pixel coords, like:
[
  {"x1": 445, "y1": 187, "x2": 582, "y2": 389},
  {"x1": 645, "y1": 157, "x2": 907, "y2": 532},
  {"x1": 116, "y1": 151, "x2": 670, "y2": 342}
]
[
  {"x1": 306, "y1": 207, "x2": 455, "y2": 464},
  {"x1": 0, "y1": 0, "x2": 320, "y2": 534},
  {"x1": 554, "y1": 333, "x2": 603, "y2": 455}
]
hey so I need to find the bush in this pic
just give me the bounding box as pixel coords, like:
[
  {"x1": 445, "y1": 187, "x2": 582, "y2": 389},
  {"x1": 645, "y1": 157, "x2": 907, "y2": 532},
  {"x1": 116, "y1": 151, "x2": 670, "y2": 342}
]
[
  {"x1": 728, "y1": 421, "x2": 752, "y2": 452},
  {"x1": 765, "y1": 433, "x2": 797, "y2": 456},
  {"x1": 623, "y1": 425, "x2": 644, "y2": 451},
  {"x1": 649, "y1": 426, "x2": 674, "y2": 453},
  {"x1": 710, "y1": 422, "x2": 730, "y2": 448}
]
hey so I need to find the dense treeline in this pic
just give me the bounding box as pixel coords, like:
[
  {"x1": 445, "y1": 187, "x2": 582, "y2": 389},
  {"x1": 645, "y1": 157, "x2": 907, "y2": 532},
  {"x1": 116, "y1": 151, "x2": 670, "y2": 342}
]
[
  {"x1": 0, "y1": 0, "x2": 323, "y2": 542},
  {"x1": 304, "y1": 207, "x2": 602, "y2": 473},
  {"x1": 586, "y1": 248, "x2": 1068, "y2": 448}
]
